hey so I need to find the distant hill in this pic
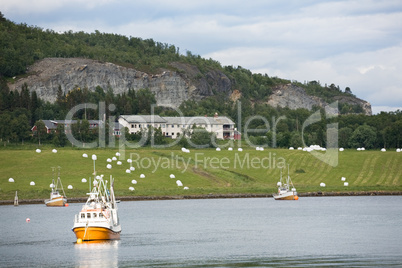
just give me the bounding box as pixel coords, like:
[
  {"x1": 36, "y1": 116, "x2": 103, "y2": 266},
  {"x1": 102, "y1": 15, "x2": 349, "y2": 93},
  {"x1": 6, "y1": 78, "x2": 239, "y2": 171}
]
[{"x1": 1, "y1": 13, "x2": 370, "y2": 115}]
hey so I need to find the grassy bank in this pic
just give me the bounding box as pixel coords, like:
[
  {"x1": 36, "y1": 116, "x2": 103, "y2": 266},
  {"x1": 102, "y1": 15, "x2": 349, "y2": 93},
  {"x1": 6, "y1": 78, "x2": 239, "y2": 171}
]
[{"x1": 0, "y1": 147, "x2": 401, "y2": 201}]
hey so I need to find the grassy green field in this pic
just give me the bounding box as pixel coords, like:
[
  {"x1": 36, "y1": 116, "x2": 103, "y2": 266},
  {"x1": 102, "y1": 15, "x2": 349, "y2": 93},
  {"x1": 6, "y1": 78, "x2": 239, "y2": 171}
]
[{"x1": 0, "y1": 146, "x2": 401, "y2": 201}]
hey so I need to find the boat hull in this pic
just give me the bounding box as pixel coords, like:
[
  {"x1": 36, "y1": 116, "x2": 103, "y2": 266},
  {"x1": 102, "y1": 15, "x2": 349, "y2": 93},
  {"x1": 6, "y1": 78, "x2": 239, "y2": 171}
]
[
  {"x1": 45, "y1": 196, "x2": 67, "y2": 207},
  {"x1": 273, "y1": 192, "x2": 297, "y2": 200},
  {"x1": 73, "y1": 227, "x2": 120, "y2": 241}
]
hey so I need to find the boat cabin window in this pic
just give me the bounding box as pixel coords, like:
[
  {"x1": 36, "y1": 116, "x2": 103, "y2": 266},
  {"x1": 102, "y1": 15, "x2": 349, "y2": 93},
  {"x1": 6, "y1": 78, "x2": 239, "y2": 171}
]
[
  {"x1": 99, "y1": 213, "x2": 103, "y2": 218},
  {"x1": 80, "y1": 213, "x2": 85, "y2": 219},
  {"x1": 87, "y1": 213, "x2": 91, "y2": 218},
  {"x1": 93, "y1": 213, "x2": 97, "y2": 218}
]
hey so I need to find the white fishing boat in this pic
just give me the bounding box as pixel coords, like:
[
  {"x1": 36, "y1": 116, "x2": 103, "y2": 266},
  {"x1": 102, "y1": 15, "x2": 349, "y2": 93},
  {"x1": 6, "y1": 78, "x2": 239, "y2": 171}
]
[
  {"x1": 273, "y1": 166, "x2": 298, "y2": 200},
  {"x1": 45, "y1": 167, "x2": 67, "y2": 207},
  {"x1": 72, "y1": 155, "x2": 121, "y2": 242}
]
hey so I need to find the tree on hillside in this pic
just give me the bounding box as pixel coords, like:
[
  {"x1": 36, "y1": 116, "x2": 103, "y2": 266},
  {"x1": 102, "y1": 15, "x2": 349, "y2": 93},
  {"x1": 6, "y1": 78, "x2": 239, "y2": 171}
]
[
  {"x1": 34, "y1": 120, "x2": 47, "y2": 145},
  {"x1": 349, "y1": 124, "x2": 377, "y2": 149},
  {"x1": 338, "y1": 127, "x2": 352, "y2": 148}
]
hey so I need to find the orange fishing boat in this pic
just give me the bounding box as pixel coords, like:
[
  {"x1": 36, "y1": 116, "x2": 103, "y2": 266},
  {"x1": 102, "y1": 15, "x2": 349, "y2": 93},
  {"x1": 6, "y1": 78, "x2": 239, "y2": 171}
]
[
  {"x1": 273, "y1": 166, "x2": 298, "y2": 200},
  {"x1": 45, "y1": 167, "x2": 67, "y2": 207},
  {"x1": 72, "y1": 155, "x2": 121, "y2": 241}
]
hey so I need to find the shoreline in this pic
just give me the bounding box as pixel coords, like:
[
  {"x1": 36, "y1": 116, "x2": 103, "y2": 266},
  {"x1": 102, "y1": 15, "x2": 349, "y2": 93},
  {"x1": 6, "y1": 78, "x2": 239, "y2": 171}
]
[{"x1": 2, "y1": 191, "x2": 401, "y2": 205}]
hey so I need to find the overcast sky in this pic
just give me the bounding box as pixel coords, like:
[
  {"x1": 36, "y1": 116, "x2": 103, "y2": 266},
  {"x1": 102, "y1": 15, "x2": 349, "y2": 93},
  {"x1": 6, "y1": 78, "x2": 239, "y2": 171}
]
[{"x1": 2, "y1": 0, "x2": 402, "y2": 114}]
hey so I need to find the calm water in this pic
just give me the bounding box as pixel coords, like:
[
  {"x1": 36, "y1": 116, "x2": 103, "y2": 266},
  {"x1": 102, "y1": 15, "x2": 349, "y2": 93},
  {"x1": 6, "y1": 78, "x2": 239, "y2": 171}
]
[{"x1": 1, "y1": 196, "x2": 402, "y2": 267}]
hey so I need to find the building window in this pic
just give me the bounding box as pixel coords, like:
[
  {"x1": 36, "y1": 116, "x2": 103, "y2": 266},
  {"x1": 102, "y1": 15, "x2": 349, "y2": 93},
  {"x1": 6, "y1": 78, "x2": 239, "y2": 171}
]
[
  {"x1": 172, "y1": 125, "x2": 174, "y2": 128},
  {"x1": 172, "y1": 133, "x2": 174, "y2": 136},
  {"x1": 139, "y1": 124, "x2": 141, "y2": 128},
  {"x1": 161, "y1": 124, "x2": 165, "y2": 128},
  {"x1": 131, "y1": 124, "x2": 134, "y2": 128}
]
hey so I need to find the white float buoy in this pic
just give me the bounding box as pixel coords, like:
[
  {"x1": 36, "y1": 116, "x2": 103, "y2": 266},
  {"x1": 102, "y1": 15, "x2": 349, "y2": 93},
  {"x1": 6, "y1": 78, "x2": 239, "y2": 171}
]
[
  {"x1": 68, "y1": 185, "x2": 73, "y2": 189},
  {"x1": 52, "y1": 149, "x2": 57, "y2": 153},
  {"x1": 320, "y1": 182, "x2": 326, "y2": 187},
  {"x1": 50, "y1": 183, "x2": 55, "y2": 188},
  {"x1": 106, "y1": 164, "x2": 112, "y2": 169},
  {"x1": 228, "y1": 147, "x2": 233, "y2": 151},
  {"x1": 339, "y1": 148, "x2": 344, "y2": 151},
  {"x1": 127, "y1": 159, "x2": 132, "y2": 163},
  {"x1": 112, "y1": 156, "x2": 117, "y2": 161},
  {"x1": 297, "y1": 147, "x2": 303, "y2": 150},
  {"x1": 107, "y1": 158, "x2": 112, "y2": 163},
  {"x1": 81, "y1": 178, "x2": 87, "y2": 183},
  {"x1": 183, "y1": 186, "x2": 189, "y2": 190},
  {"x1": 344, "y1": 182, "x2": 349, "y2": 186},
  {"x1": 170, "y1": 174, "x2": 175, "y2": 179},
  {"x1": 216, "y1": 148, "x2": 221, "y2": 151},
  {"x1": 289, "y1": 147, "x2": 294, "y2": 150},
  {"x1": 126, "y1": 169, "x2": 131, "y2": 173},
  {"x1": 36, "y1": 149, "x2": 41, "y2": 153},
  {"x1": 176, "y1": 180, "x2": 183, "y2": 186},
  {"x1": 30, "y1": 181, "x2": 35, "y2": 186},
  {"x1": 116, "y1": 152, "x2": 120, "y2": 156},
  {"x1": 238, "y1": 148, "x2": 243, "y2": 152},
  {"x1": 129, "y1": 186, "x2": 135, "y2": 191},
  {"x1": 131, "y1": 180, "x2": 137, "y2": 184},
  {"x1": 341, "y1": 177, "x2": 346, "y2": 181},
  {"x1": 92, "y1": 154, "x2": 97, "y2": 161},
  {"x1": 381, "y1": 148, "x2": 386, "y2": 152},
  {"x1": 117, "y1": 161, "x2": 122, "y2": 165},
  {"x1": 82, "y1": 153, "x2": 88, "y2": 158},
  {"x1": 140, "y1": 174, "x2": 145, "y2": 178},
  {"x1": 396, "y1": 148, "x2": 401, "y2": 153},
  {"x1": 8, "y1": 178, "x2": 14, "y2": 182},
  {"x1": 130, "y1": 166, "x2": 135, "y2": 171}
]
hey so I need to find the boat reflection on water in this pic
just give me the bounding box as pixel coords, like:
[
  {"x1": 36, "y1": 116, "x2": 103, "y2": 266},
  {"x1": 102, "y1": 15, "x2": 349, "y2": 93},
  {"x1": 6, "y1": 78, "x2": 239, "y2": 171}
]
[{"x1": 74, "y1": 240, "x2": 120, "y2": 267}]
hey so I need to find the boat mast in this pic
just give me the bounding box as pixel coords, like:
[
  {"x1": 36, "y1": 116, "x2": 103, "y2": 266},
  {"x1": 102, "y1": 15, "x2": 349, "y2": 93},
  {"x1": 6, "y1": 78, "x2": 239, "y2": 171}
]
[{"x1": 57, "y1": 166, "x2": 66, "y2": 198}]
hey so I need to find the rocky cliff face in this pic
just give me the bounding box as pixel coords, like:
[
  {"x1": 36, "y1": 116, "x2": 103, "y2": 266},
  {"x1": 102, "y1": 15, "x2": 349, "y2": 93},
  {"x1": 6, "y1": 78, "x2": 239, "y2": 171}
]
[
  {"x1": 8, "y1": 58, "x2": 371, "y2": 115},
  {"x1": 267, "y1": 84, "x2": 372, "y2": 115},
  {"x1": 8, "y1": 58, "x2": 232, "y2": 108}
]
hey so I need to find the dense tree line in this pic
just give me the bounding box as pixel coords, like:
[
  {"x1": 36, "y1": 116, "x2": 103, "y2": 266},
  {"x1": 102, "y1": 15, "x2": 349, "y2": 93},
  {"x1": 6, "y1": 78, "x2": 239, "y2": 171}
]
[{"x1": 0, "y1": 80, "x2": 400, "y2": 149}]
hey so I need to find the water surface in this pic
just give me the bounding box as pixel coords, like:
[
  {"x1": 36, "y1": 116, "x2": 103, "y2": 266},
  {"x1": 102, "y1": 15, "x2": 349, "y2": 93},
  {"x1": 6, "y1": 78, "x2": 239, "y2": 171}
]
[{"x1": 1, "y1": 196, "x2": 401, "y2": 267}]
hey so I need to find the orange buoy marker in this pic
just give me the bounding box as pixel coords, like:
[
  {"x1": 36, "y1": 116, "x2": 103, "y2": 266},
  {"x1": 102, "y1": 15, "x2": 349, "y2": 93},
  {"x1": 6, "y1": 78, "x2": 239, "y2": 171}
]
[
  {"x1": 26, "y1": 218, "x2": 30, "y2": 223},
  {"x1": 65, "y1": 203, "x2": 69, "y2": 207},
  {"x1": 294, "y1": 196, "x2": 299, "y2": 200},
  {"x1": 77, "y1": 238, "x2": 82, "y2": 244}
]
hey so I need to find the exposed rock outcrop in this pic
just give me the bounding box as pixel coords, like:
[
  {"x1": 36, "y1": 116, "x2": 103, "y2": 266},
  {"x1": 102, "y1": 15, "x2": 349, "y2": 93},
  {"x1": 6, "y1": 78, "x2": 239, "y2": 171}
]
[
  {"x1": 8, "y1": 58, "x2": 232, "y2": 108},
  {"x1": 8, "y1": 58, "x2": 371, "y2": 115},
  {"x1": 267, "y1": 84, "x2": 372, "y2": 115}
]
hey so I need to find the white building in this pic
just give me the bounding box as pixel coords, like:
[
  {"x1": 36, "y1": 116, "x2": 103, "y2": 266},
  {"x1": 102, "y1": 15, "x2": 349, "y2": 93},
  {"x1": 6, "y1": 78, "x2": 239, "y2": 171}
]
[{"x1": 118, "y1": 114, "x2": 235, "y2": 139}]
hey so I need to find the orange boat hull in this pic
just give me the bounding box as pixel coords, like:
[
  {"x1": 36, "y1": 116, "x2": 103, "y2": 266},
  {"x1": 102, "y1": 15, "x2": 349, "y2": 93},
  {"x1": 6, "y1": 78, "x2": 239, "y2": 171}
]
[
  {"x1": 73, "y1": 227, "x2": 120, "y2": 241},
  {"x1": 45, "y1": 196, "x2": 66, "y2": 207},
  {"x1": 274, "y1": 195, "x2": 296, "y2": 200}
]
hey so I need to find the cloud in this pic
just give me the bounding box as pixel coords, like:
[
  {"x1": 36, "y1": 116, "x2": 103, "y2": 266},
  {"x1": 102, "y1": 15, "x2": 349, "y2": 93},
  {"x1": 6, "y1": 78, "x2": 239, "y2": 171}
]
[{"x1": 1, "y1": 0, "x2": 117, "y2": 14}]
